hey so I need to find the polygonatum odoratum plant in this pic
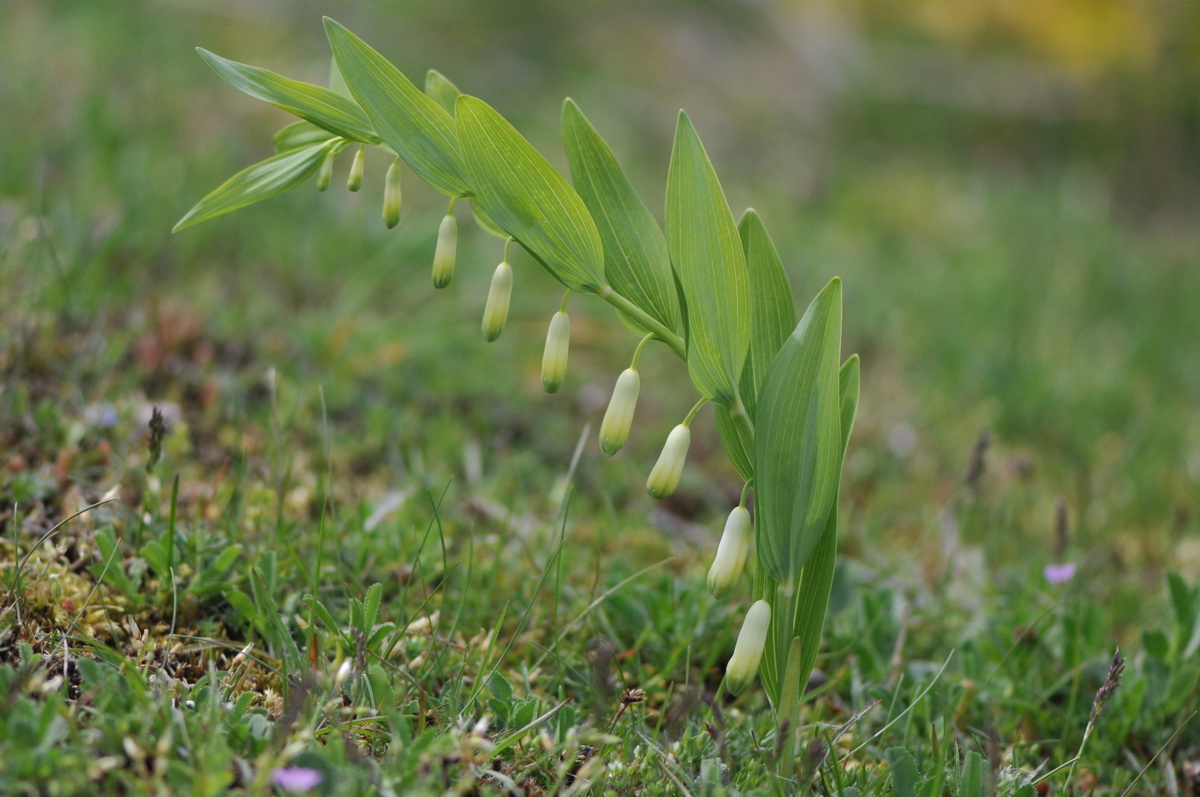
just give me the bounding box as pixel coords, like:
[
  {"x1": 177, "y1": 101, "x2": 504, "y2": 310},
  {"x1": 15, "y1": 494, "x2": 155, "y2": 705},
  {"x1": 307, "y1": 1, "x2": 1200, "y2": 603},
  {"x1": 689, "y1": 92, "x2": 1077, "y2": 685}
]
[{"x1": 175, "y1": 17, "x2": 860, "y2": 743}]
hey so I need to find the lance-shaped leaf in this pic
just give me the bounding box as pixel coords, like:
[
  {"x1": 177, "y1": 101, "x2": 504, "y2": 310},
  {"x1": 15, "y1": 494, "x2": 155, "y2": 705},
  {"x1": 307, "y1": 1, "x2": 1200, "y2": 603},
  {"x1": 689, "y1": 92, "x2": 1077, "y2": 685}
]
[
  {"x1": 754, "y1": 278, "x2": 843, "y2": 582},
  {"x1": 273, "y1": 120, "x2": 336, "y2": 153},
  {"x1": 412, "y1": 69, "x2": 508, "y2": 239},
  {"x1": 456, "y1": 95, "x2": 605, "y2": 294},
  {"x1": 562, "y1": 99, "x2": 680, "y2": 334},
  {"x1": 324, "y1": 18, "x2": 471, "y2": 197},
  {"x1": 425, "y1": 69, "x2": 463, "y2": 115},
  {"x1": 738, "y1": 210, "x2": 796, "y2": 417},
  {"x1": 174, "y1": 142, "x2": 332, "y2": 232},
  {"x1": 198, "y1": 49, "x2": 380, "y2": 144},
  {"x1": 666, "y1": 112, "x2": 749, "y2": 406},
  {"x1": 714, "y1": 408, "x2": 753, "y2": 481},
  {"x1": 759, "y1": 354, "x2": 859, "y2": 701}
]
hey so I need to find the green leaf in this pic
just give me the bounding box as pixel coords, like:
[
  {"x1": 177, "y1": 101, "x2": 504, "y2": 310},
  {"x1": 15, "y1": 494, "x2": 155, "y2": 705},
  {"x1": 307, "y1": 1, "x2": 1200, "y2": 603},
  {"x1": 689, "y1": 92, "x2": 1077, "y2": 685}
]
[
  {"x1": 425, "y1": 69, "x2": 463, "y2": 115},
  {"x1": 486, "y1": 672, "x2": 513, "y2": 706},
  {"x1": 251, "y1": 568, "x2": 304, "y2": 674},
  {"x1": 714, "y1": 408, "x2": 753, "y2": 481},
  {"x1": 456, "y1": 94, "x2": 605, "y2": 293},
  {"x1": 198, "y1": 48, "x2": 379, "y2": 144},
  {"x1": 274, "y1": 120, "x2": 336, "y2": 153},
  {"x1": 754, "y1": 278, "x2": 842, "y2": 582},
  {"x1": 362, "y1": 582, "x2": 383, "y2": 631},
  {"x1": 959, "y1": 751, "x2": 986, "y2": 797},
  {"x1": 738, "y1": 209, "x2": 796, "y2": 416},
  {"x1": 414, "y1": 69, "x2": 508, "y2": 239},
  {"x1": 1143, "y1": 628, "x2": 1170, "y2": 660},
  {"x1": 666, "y1": 112, "x2": 749, "y2": 406},
  {"x1": 885, "y1": 747, "x2": 921, "y2": 797},
  {"x1": 759, "y1": 354, "x2": 859, "y2": 702},
  {"x1": 324, "y1": 18, "x2": 471, "y2": 196},
  {"x1": 561, "y1": 99, "x2": 679, "y2": 333},
  {"x1": 173, "y1": 142, "x2": 332, "y2": 232}
]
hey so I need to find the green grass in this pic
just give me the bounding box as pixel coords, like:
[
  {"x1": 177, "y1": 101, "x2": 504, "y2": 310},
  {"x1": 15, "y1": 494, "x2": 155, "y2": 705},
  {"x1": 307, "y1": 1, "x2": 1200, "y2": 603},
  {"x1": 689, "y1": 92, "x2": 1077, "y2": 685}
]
[{"x1": 3, "y1": 2, "x2": 1199, "y2": 794}]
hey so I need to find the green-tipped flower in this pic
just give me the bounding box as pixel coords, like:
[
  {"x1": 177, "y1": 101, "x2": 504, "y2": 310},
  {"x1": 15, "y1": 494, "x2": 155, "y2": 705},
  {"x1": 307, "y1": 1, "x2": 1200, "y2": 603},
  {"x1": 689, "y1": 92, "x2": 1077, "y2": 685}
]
[
  {"x1": 383, "y1": 159, "x2": 402, "y2": 229},
  {"x1": 646, "y1": 423, "x2": 691, "y2": 499},
  {"x1": 432, "y1": 213, "x2": 457, "y2": 289},
  {"x1": 347, "y1": 145, "x2": 364, "y2": 192},
  {"x1": 707, "y1": 506, "x2": 752, "y2": 598},
  {"x1": 541, "y1": 311, "x2": 570, "y2": 393},
  {"x1": 316, "y1": 149, "x2": 334, "y2": 192},
  {"x1": 599, "y1": 368, "x2": 639, "y2": 455},
  {"x1": 726, "y1": 599, "x2": 771, "y2": 696},
  {"x1": 482, "y1": 260, "x2": 513, "y2": 341}
]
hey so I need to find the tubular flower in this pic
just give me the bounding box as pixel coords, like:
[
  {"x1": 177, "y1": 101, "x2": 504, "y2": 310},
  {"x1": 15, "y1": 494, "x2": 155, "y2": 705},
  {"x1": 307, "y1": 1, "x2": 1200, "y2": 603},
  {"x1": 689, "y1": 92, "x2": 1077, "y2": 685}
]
[
  {"x1": 541, "y1": 311, "x2": 570, "y2": 393},
  {"x1": 347, "y1": 145, "x2": 364, "y2": 192},
  {"x1": 599, "y1": 368, "x2": 639, "y2": 455},
  {"x1": 726, "y1": 599, "x2": 771, "y2": 696},
  {"x1": 646, "y1": 424, "x2": 691, "y2": 499},
  {"x1": 482, "y1": 260, "x2": 513, "y2": 341},
  {"x1": 707, "y1": 506, "x2": 752, "y2": 598},
  {"x1": 383, "y1": 159, "x2": 402, "y2": 229},
  {"x1": 316, "y1": 149, "x2": 334, "y2": 192},
  {"x1": 431, "y1": 213, "x2": 457, "y2": 288}
]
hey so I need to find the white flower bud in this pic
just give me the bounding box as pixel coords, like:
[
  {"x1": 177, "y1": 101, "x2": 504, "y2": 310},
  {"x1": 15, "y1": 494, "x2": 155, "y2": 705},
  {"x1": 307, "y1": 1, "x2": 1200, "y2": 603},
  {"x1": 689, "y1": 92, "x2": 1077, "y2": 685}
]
[
  {"x1": 726, "y1": 599, "x2": 771, "y2": 696},
  {"x1": 383, "y1": 159, "x2": 402, "y2": 229},
  {"x1": 431, "y1": 213, "x2": 457, "y2": 289},
  {"x1": 707, "y1": 506, "x2": 752, "y2": 598},
  {"x1": 599, "y1": 368, "x2": 639, "y2": 456},
  {"x1": 646, "y1": 424, "x2": 691, "y2": 499},
  {"x1": 347, "y1": 145, "x2": 364, "y2": 192},
  {"x1": 481, "y1": 261, "x2": 513, "y2": 341},
  {"x1": 316, "y1": 149, "x2": 334, "y2": 192},
  {"x1": 541, "y1": 311, "x2": 570, "y2": 393}
]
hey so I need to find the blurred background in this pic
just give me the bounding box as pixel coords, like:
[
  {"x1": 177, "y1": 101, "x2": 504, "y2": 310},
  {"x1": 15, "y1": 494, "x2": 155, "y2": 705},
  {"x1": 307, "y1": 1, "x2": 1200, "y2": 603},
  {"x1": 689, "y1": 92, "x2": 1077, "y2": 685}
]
[{"x1": 3, "y1": 0, "x2": 1198, "y2": 620}]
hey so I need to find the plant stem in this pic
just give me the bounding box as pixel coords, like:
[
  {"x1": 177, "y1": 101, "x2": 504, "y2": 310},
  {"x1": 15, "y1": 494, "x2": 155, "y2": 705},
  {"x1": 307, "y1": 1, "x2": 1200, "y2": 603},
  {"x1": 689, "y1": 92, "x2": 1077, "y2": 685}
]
[
  {"x1": 597, "y1": 284, "x2": 686, "y2": 360},
  {"x1": 728, "y1": 395, "x2": 756, "y2": 447}
]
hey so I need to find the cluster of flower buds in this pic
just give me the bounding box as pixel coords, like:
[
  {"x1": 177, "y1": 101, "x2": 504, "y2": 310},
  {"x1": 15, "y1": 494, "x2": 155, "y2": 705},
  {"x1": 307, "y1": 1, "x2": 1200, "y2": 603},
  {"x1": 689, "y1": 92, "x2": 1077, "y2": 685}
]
[{"x1": 481, "y1": 259, "x2": 513, "y2": 341}]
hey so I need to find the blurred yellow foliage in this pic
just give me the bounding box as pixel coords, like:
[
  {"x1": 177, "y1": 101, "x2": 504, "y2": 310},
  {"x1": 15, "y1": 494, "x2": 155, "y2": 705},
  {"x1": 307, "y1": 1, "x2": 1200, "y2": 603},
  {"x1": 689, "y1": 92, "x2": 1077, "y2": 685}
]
[
  {"x1": 916, "y1": 0, "x2": 1158, "y2": 76},
  {"x1": 811, "y1": 0, "x2": 1190, "y2": 79}
]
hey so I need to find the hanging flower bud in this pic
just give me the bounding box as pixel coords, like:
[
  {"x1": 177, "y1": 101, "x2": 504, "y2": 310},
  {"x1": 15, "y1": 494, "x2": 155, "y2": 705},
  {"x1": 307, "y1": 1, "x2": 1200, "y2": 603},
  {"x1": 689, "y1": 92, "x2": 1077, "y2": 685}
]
[
  {"x1": 541, "y1": 311, "x2": 570, "y2": 393},
  {"x1": 431, "y1": 212, "x2": 457, "y2": 289},
  {"x1": 383, "y1": 159, "x2": 402, "y2": 229},
  {"x1": 316, "y1": 149, "x2": 335, "y2": 192},
  {"x1": 646, "y1": 424, "x2": 691, "y2": 499},
  {"x1": 481, "y1": 260, "x2": 513, "y2": 341},
  {"x1": 726, "y1": 599, "x2": 771, "y2": 696},
  {"x1": 707, "y1": 506, "x2": 752, "y2": 598},
  {"x1": 347, "y1": 145, "x2": 364, "y2": 192},
  {"x1": 599, "y1": 368, "x2": 639, "y2": 456}
]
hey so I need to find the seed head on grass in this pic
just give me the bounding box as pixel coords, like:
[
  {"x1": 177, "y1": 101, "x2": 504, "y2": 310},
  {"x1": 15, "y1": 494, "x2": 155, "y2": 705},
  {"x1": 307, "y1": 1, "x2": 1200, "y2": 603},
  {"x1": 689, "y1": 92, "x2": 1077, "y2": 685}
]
[{"x1": 1090, "y1": 648, "x2": 1125, "y2": 726}]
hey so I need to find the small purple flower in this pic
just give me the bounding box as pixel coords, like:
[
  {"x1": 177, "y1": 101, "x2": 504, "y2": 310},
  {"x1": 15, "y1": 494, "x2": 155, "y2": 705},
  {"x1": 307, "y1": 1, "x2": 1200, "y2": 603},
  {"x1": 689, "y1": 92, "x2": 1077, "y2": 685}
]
[
  {"x1": 271, "y1": 766, "x2": 323, "y2": 793},
  {"x1": 1043, "y1": 562, "x2": 1077, "y2": 585}
]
